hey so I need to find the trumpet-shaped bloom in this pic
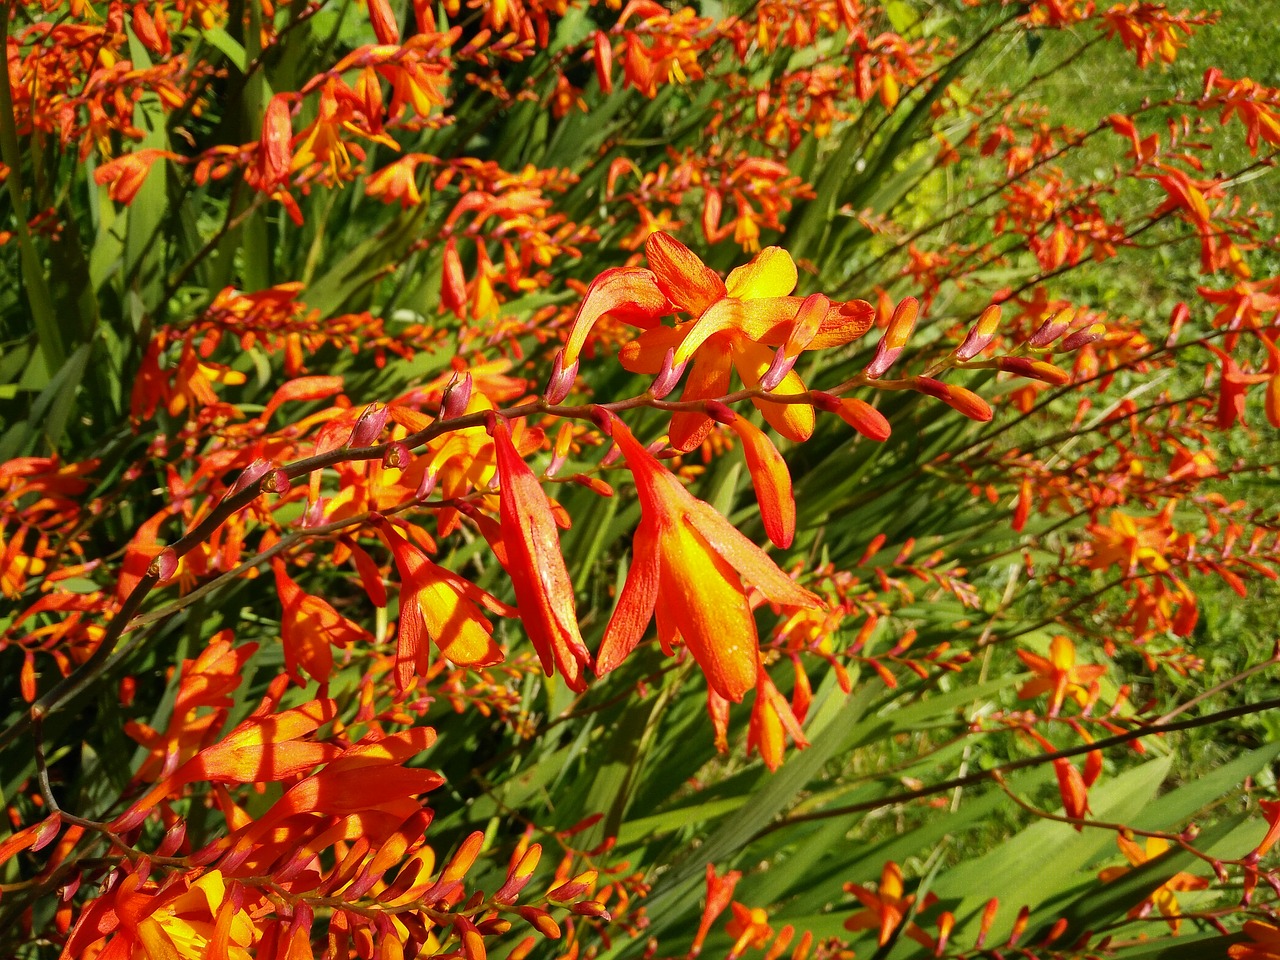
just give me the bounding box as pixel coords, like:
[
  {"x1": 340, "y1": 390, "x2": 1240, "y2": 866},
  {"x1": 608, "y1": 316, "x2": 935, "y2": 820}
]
[
  {"x1": 843, "y1": 862, "x2": 934, "y2": 948},
  {"x1": 596, "y1": 415, "x2": 821, "y2": 701},
  {"x1": 619, "y1": 233, "x2": 873, "y2": 449},
  {"x1": 560, "y1": 232, "x2": 873, "y2": 449}
]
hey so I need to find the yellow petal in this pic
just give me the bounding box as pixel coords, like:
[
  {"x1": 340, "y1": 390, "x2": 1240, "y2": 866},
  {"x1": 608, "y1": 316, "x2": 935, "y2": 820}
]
[{"x1": 725, "y1": 247, "x2": 798, "y2": 300}]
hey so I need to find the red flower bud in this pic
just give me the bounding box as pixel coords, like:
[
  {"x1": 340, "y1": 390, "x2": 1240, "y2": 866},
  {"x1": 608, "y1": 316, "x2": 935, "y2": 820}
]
[{"x1": 348, "y1": 402, "x2": 390, "y2": 448}]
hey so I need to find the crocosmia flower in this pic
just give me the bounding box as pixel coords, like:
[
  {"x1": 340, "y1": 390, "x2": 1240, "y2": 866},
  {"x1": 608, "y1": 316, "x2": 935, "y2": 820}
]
[{"x1": 596, "y1": 414, "x2": 821, "y2": 701}]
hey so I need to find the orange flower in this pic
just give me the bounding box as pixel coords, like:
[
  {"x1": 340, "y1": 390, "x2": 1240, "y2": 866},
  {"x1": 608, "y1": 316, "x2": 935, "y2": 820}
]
[
  {"x1": 1098, "y1": 836, "x2": 1208, "y2": 934},
  {"x1": 726, "y1": 902, "x2": 772, "y2": 957},
  {"x1": 1087, "y1": 504, "x2": 1186, "y2": 576},
  {"x1": 376, "y1": 518, "x2": 507, "y2": 692},
  {"x1": 843, "y1": 861, "x2": 933, "y2": 948},
  {"x1": 595, "y1": 414, "x2": 821, "y2": 702},
  {"x1": 273, "y1": 559, "x2": 373, "y2": 684},
  {"x1": 1015, "y1": 635, "x2": 1107, "y2": 716},
  {"x1": 618, "y1": 233, "x2": 872, "y2": 449},
  {"x1": 94, "y1": 148, "x2": 179, "y2": 204},
  {"x1": 63, "y1": 868, "x2": 257, "y2": 960},
  {"x1": 1231, "y1": 921, "x2": 1280, "y2": 960},
  {"x1": 492, "y1": 417, "x2": 593, "y2": 691}
]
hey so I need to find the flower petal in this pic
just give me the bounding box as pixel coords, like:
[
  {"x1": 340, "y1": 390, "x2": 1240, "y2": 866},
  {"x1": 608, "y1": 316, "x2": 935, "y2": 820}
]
[
  {"x1": 725, "y1": 416, "x2": 795, "y2": 548},
  {"x1": 725, "y1": 246, "x2": 798, "y2": 299},
  {"x1": 597, "y1": 518, "x2": 661, "y2": 676},
  {"x1": 645, "y1": 231, "x2": 727, "y2": 315},
  {"x1": 670, "y1": 343, "x2": 734, "y2": 452},
  {"x1": 493, "y1": 418, "x2": 592, "y2": 690},
  {"x1": 562, "y1": 267, "x2": 670, "y2": 366},
  {"x1": 657, "y1": 518, "x2": 760, "y2": 701}
]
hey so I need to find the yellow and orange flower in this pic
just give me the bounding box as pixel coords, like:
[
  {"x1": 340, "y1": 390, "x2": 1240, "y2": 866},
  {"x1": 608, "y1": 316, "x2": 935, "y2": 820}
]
[
  {"x1": 1098, "y1": 836, "x2": 1208, "y2": 934},
  {"x1": 595, "y1": 414, "x2": 821, "y2": 701},
  {"x1": 1015, "y1": 635, "x2": 1107, "y2": 717},
  {"x1": 561, "y1": 232, "x2": 873, "y2": 449}
]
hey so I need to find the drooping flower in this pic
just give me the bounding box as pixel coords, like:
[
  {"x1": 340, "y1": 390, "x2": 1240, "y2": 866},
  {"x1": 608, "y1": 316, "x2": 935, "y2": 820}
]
[
  {"x1": 491, "y1": 417, "x2": 593, "y2": 691},
  {"x1": 272, "y1": 560, "x2": 373, "y2": 684},
  {"x1": 376, "y1": 518, "x2": 507, "y2": 692},
  {"x1": 596, "y1": 414, "x2": 821, "y2": 702}
]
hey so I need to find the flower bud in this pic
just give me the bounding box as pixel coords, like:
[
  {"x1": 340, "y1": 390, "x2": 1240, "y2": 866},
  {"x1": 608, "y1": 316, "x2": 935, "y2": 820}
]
[
  {"x1": 440, "y1": 372, "x2": 473, "y2": 420},
  {"x1": 227, "y1": 457, "x2": 274, "y2": 498},
  {"x1": 348, "y1": 402, "x2": 390, "y2": 448},
  {"x1": 545, "y1": 350, "x2": 578, "y2": 404},
  {"x1": 1061, "y1": 323, "x2": 1106, "y2": 352},
  {"x1": 263, "y1": 468, "x2": 292, "y2": 494},
  {"x1": 650, "y1": 347, "x2": 688, "y2": 399},
  {"x1": 547, "y1": 870, "x2": 597, "y2": 902},
  {"x1": 913, "y1": 377, "x2": 992, "y2": 422},
  {"x1": 759, "y1": 346, "x2": 798, "y2": 392},
  {"x1": 148, "y1": 547, "x2": 179, "y2": 582},
  {"x1": 382, "y1": 442, "x2": 411, "y2": 470},
  {"x1": 997, "y1": 356, "x2": 1070, "y2": 385},
  {"x1": 704, "y1": 400, "x2": 737, "y2": 424},
  {"x1": 1028, "y1": 308, "x2": 1076, "y2": 348},
  {"x1": 865, "y1": 298, "x2": 918, "y2": 377},
  {"x1": 517, "y1": 907, "x2": 561, "y2": 939},
  {"x1": 954, "y1": 304, "x2": 1002, "y2": 360},
  {"x1": 834, "y1": 398, "x2": 891, "y2": 441},
  {"x1": 593, "y1": 31, "x2": 613, "y2": 94}
]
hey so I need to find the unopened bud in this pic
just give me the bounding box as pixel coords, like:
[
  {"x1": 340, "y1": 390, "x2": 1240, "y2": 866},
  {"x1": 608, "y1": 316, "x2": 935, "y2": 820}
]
[
  {"x1": 1061, "y1": 323, "x2": 1106, "y2": 352},
  {"x1": 263, "y1": 468, "x2": 292, "y2": 494},
  {"x1": 440, "y1": 373, "x2": 473, "y2": 420},
  {"x1": 494, "y1": 844, "x2": 542, "y2": 903},
  {"x1": 302, "y1": 497, "x2": 328, "y2": 528},
  {"x1": 227, "y1": 457, "x2": 274, "y2": 498},
  {"x1": 885, "y1": 297, "x2": 919, "y2": 349},
  {"x1": 32, "y1": 814, "x2": 62, "y2": 852},
  {"x1": 517, "y1": 906, "x2": 561, "y2": 939},
  {"x1": 546, "y1": 423, "x2": 574, "y2": 478},
  {"x1": 864, "y1": 340, "x2": 903, "y2": 379},
  {"x1": 1029, "y1": 308, "x2": 1076, "y2": 348},
  {"x1": 760, "y1": 345, "x2": 798, "y2": 391},
  {"x1": 704, "y1": 400, "x2": 737, "y2": 424},
  {"x1": 547, "y1": 870, "x2": 597, "y2": 903},
  {"x1": 650, "y1": 347, "x2": 687, "y2": 399},
  {"x1": 382, "y1": 442, "x2": 411, "y2": 470},
  {"x1": 810, "y1": 391, "x2": 842, "y2": 413},
  {"x1": 348, "y1": 402, "x2": 390, "y2": 448},
  {"x1": 997, "y1": 356, "x2": 1070, "y2": 385},
  {"x1": 834, "y1": 398, "x2": 891, "y2": 441},
  {"x1": 954, "y1": 304, "x2": 1003, "y2": 360},
  {"x1": 545, "y1": 350, "x2": 578, "y2": 404},
  {"x1": 914, "y1": 377, "x2": 993, "y2": 422},
  {"x1": 415, "y1": 470, "x2": 438, "y2": 501},
  {"x1": 148, "y1": 547, "x2": 179, "y2": 582},
  {"x1": 1166, "y1": 302, "x2": 1189, "y2": 347},
  {"x1": 570, "y1": 901, "x2": 611, "y2": 919},
  {"x1": 588, "y1": 406, "x2": 614, "y2": 436}
]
